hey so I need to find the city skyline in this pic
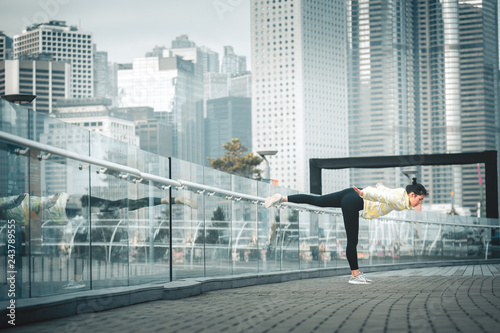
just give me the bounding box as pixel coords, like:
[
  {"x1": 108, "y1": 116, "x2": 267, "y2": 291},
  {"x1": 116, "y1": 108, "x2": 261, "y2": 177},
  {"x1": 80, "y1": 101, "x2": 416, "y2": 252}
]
[{"x1": 1, "y1": 0, "x2": 251, "y2": 65}]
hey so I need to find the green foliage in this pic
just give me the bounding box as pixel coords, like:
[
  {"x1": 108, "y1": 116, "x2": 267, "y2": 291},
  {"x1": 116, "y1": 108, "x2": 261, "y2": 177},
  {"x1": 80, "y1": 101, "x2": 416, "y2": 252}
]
[
  {"x1": 212, "y1": 206, "x2": 226, "y2": 222},
  {"x1": 208, "y1": 138, "x2": 263, "y2": 180},
  {"x1": 204, "y1": 206, "x2": 229, "y2": 244}
]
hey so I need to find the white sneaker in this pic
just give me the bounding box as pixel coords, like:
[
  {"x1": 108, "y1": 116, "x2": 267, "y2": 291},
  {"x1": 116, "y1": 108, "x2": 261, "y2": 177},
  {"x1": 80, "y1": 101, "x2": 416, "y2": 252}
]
[
  {"x1": 348, "y1": 272, "x2": 373, "y2": 285},
  {"x1": 265, "y1": 193, "x2": 283, "y2": 208}
]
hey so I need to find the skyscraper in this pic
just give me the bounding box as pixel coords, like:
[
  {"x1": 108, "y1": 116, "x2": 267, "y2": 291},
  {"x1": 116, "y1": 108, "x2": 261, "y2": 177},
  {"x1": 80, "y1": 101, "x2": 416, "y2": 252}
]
[
  {"x1": 346, "y1": 0, "x2": 499, "y2": 215},
  {"x1": 93, "y1": 45, "x2": 110, "y2": 98},
  {"x1": 205, "y1": 96, "x2": 252, "y2": 163},
  {"x1": 117, "y1": 55, "x2": 204, "y2": 165},
  {"x1": 13, "y1": 20, "x2": 93, "y2": 99},
  {"x1": 0, "y1": 32, "x2": 13, "y2": 61},
  {"x1": 347, "y1": 0, "x2": 417, "y2": 189},
  {"x1": 417, "y1": 0, "x2": 499, "y2": 214},
  {"x1": 167, "y1": 35, "x2": 219, "y2": 75},
  {"x1": 221, "y1": 46, "x2": 247, "y2": 75},
  {"x1": 251, "y1": 0, "x2": 349, "y2": 192},
  {"x1": 230, "y1": 73, "x2": 252, "y2": 98}
]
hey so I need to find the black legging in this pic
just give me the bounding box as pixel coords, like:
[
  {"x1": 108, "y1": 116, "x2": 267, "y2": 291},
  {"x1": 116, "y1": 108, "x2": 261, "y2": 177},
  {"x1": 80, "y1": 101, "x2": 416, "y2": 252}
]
[
  {"x1": 288, "y1": 188, "x2": 364, "y2": 270},
  {"x1": 82, "y1": 196, "x2": 163, "y2": 212}
]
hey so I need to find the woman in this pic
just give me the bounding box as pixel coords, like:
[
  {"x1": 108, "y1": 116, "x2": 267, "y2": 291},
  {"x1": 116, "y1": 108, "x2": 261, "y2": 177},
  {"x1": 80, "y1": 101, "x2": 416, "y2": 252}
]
[{"x1": 264, "y1": 178, "x2": 427, "y2": 284}]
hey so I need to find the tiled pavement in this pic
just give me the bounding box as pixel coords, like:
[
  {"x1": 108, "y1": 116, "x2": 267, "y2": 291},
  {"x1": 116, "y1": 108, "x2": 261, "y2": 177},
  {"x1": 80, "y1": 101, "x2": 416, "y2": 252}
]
[{"x1": 5, "y1": 264, "x2": 500, "y2": 333}]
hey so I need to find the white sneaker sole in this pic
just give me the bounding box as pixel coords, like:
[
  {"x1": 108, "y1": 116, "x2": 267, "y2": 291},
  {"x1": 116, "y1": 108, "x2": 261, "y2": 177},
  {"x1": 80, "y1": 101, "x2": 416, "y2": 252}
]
[{"x1": 348, "y1": 280, "x2": 372, "y2": 285}]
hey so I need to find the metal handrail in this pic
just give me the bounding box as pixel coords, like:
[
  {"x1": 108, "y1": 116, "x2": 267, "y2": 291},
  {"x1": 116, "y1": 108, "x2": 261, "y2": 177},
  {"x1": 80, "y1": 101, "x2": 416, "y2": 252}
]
[
  {"x1": 0, "y1": 131, "x2": 181, "y2": 189},
  {"x1": 0, "y1": 130, "x2": 336, "y2": 213},
  {"x1": 0, "y1": 130, "x2": 498, "y2": 227}
]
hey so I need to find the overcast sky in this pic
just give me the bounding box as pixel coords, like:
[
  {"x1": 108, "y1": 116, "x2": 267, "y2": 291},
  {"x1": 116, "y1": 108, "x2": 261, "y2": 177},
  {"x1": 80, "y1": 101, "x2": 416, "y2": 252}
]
[{"x1": 1, "y1": 0, "x2": 251, "y2": 65}]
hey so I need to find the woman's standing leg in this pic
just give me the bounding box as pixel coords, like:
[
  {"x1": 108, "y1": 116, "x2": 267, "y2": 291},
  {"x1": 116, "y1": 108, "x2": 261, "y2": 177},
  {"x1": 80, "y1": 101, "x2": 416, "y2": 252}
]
[
  {"x1": 287, "y1": 189, "x2": 362, "y2": 271},
  {"x1": 279, "y1": 188, "x2": 371, "y2": 283},
  {"x1": 340, "y1": 190, "x2": 373, "y2": 284},
  {"x1": 339, "y1": 190, "x2": 363, "y2": 273}
]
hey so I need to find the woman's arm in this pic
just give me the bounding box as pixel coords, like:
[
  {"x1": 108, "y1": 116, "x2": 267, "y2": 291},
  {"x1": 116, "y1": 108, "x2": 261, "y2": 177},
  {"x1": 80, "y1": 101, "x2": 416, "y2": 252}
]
[{"x1": 355, "y1": 186, "x2": 406, "y2": 208}]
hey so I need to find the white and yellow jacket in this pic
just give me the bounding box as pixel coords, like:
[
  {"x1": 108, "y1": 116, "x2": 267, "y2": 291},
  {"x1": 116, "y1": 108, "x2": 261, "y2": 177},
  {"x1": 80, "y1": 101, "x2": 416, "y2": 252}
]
[
  {"x1": 0, "y1": 193, "x2": 69, "y2": 224},
  {"x1": 359, "y1": 185, "x2": 412, "y2": 219}
]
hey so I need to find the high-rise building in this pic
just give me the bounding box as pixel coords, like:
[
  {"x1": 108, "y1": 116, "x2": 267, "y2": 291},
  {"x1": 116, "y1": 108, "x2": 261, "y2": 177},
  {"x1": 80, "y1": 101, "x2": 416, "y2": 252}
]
[
  {"x1": 251, "y1": 0, "x2": 349, "y2": 192},
  {"x1": 204, "y1": 73, "x2": 230, "y2": 101},
  {"x1": 0, "y1": 32, "x2": 13, "y2": 61},
  {"x1": 230, "y1": 73, "x2": 252, "y2": 98},
  {"x1": 0, "y1": 58, "x2": 70, "y2": 113},
  {"x1": 205, "y1": 96, "x2": 252, "y2": 163},
  {"x1": 347, "y1": 1, "x2": 417, "y2": 188},
  {"x1": 117, "y1": 106, "x2": 174, "y2": 158},
  {"x1": 221, "y1": 46, "x2": 247, "y2": 75},
  {"x1": 117, "y1": 55, "x2": 205, "y2": 164},
  {"x1": 346, "y1": 0, "x2": 499, "y2": 215},
  {"x1": 93, "y1": 45, "x2": 110, "y2": 98},
  {"x1": 54, "y1": 98, "x2": 139, "y2": 146},
  {"x1": 166, "y1": 35, "x2": 219, "y2": 75},
  {"x1": 13, "y1": 20, "x2": 93, "y2": 99},
  {"x1": 417, "y1": 0, "x2": 499, "y2": 214}
]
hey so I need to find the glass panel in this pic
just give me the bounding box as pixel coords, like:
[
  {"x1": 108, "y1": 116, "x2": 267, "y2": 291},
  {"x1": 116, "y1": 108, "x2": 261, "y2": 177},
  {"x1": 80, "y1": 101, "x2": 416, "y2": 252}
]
[
  {"x1": 491, "y1": 228, "x2": 499, "y2": 259},
  {"x1": 127, "y1": 149, "x2": 171, "y2": 286},
  {"x1": 32, "y1": 113, "x2": 91, "y2": 296},
  {"x1": 465, "y1": 225, "x2": 486, "y2": 259},
  {"x1": 257, "y1": 181, "x2": 280, "y2": 272},
  {"x1": 204, "y1": 167, "x2": 232, "y2": 277},
  {"x1": 170, "y1": 158, "x2": 204, "y2": 280},
  {"x1": 0, "y1": 146, "x2": 30, "y2": 299},
  {"x1": 319, "y1": 213, "x2": 338, "y2": 268},
  {"x1": 0, "y1": 102, "x2": 30, "y2": 300},
  {"x1": 299, "y1": 211, "x2": 317, "y2": 269},
  {"x1": 396, "y1": 221, "x2": 415, "y2": 263},
  {"x1": 357, "y1": 217, "x2": 371, "y2": 267},
  {"x1": 88, "y1": 132, "x2": 130, "y2": 289},
  {"x1": 231, "y1": 175, "x2": 258, "y2": 275},
  {"x1": 281, "y1": 207, "x2": 299, "y2": 272},
  {"x1": 0, "y1": 99, "x2": 30, "y2": 136},
  {"x1": 336, "y1": 215, "x2": 349, "y2": 269}
]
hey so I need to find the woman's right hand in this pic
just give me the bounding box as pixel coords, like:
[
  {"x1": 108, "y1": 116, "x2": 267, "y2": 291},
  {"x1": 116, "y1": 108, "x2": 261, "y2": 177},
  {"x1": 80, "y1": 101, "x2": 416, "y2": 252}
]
[{"x1": 353, "y1": 186, "x2": 363, "y2": 196}]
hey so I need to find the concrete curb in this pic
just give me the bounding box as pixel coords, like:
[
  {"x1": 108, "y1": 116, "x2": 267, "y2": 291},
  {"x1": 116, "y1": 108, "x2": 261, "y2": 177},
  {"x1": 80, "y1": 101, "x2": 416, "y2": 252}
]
[{"x1": 2, "y1": 259, "x2": 500, "y2": 328}]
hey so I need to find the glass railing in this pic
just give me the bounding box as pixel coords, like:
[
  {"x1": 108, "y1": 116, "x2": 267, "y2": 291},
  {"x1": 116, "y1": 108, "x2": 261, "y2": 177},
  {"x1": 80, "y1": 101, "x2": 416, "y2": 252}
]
[{"x1": 1, "y1": 98, "x2": 499, "y2": 301}]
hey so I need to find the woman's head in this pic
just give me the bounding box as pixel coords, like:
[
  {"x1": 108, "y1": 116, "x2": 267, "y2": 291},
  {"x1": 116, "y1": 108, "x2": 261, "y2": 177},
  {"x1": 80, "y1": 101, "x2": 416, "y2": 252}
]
[{"x1": 406, "y1": 178, "x2": 427, "y2": 208}]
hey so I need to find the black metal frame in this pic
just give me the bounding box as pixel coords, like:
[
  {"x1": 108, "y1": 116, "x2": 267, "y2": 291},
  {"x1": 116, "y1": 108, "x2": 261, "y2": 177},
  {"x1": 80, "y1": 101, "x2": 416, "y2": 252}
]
[{"x1": 309, "y1": 151, "x2": 498, "y2": 218}]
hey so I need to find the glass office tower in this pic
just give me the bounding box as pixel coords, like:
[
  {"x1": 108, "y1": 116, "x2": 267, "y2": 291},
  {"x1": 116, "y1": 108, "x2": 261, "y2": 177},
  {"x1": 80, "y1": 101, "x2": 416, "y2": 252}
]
[
  {"x1": 347, "y1": 0, "x2": 417, "y2": 188},
  {"x1": 348, "y1": 0, "x2": 499, "y2": 214},
  {"x1": 417, "y1": 0, "x2": 499, "y2": 214}
]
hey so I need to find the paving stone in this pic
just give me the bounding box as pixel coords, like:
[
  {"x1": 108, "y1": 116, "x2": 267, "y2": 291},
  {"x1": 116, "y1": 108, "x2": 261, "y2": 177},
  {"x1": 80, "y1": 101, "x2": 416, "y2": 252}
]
[{"x1": 4, "y1": 265, "x2": 500, "y2": 333}]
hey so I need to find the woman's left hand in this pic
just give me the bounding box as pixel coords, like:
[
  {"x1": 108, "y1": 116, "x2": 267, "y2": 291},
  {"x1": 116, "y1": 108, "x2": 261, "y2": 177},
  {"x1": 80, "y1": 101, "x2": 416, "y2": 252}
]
[{"x1": 353, "y1": 186, "x2": 363, "y2": 196}]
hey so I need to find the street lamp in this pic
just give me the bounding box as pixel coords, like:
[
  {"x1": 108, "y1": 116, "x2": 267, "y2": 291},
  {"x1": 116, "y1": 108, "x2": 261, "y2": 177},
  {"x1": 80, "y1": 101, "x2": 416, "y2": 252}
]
[
  {"x1": 257, "y1": 150, "x2": 278, "y2": 182},
  {"x1": 1, "y1": 94, "x2": 36, "y2": 104},
  {"x1": 401, "y1": 169, "x2": 418, "y2": 183}
]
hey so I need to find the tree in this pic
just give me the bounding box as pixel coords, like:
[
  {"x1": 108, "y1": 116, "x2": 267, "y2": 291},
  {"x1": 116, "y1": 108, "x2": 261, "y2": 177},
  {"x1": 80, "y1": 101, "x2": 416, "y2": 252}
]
[
  {"x1": 203, "y1": 206, "x2": 229, "y2": 244},
  {"x1": 208, "y1": 138, "x2": 263, "y2": 180}
]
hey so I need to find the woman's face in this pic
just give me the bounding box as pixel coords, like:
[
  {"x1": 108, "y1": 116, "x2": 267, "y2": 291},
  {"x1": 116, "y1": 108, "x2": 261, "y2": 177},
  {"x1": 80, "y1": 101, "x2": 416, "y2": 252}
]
[{"x1": 409, "y1": 193, "x2": 425, "y2": 208}]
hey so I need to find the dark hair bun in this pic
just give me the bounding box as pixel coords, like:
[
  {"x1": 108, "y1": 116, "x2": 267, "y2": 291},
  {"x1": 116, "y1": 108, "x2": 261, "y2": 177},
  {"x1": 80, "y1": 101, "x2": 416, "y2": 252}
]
[{"x1": 406, "y1": 179, "x2": 428, "y2": 196}]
